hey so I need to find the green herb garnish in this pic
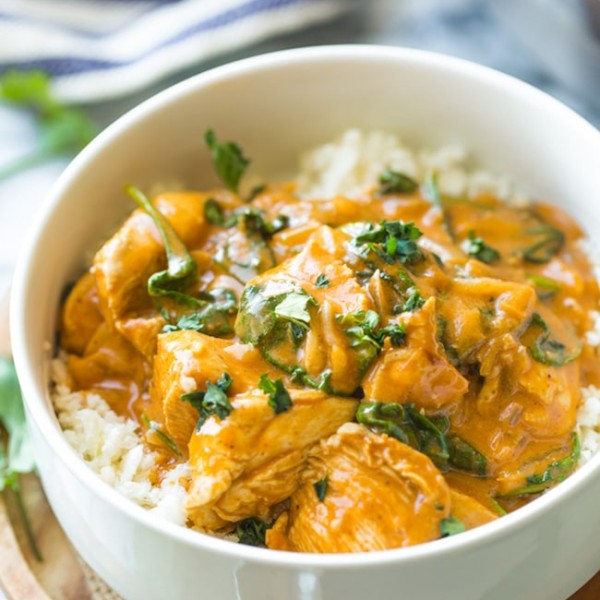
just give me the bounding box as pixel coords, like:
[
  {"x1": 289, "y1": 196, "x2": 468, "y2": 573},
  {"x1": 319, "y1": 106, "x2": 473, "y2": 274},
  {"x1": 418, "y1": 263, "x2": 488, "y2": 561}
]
[
  {"x1": 180, "y1": 373, "x2": 234, "y2": 431},
  {"x1": 465, "y1": 231, "x2": 501, "y2": 264},
  {"x1": 499, "y1": 433, "x2": 580, "y2": 497},
  {"x1": 203, "y1": 198, "x2": 236, "y2": 227},
  {"x1": 378, "y1": 169, "x2": 418, "y2": 195},
  {"x1": 161, "y1": 288, "x2": 238, "y2": 336},
  {"x1": 439, "y1": 516, "x2": 466, "y2": 537},
  {"x1": 524, "y1": 312, "x2": 580, "y2": 367},
  {"x1": 0, "y1": 356, "x2": 42, "y2": 561},
  {"x1": 235, "y1": 517, "x2": 270, "y2": 546},
  {"x1": 422, "y1": 171, "x2": 442, "y2": 208},
  {"x1": 258, "y1": 374, "x2": 292, "y2": 414},
  {"x1": 356, "y1": 401, "x2": 487, "y2": 476},
  {"x1": 238, "y1": 208, "x2": 289, "y2": 240},
  {"x1": 338, "y1": 310, "x2": 407, "y2": 353},
  {"x1": 140, "y1": 414, "x2": 182, "y2": 456},
  {"x1": 204, "y1": 129, "x2": 250, "y2": 193},
  {"x1": 315, "y1": 274, "x2": 330, "y2": 288},
  {"x1": 273, "y1": 291, "x2": 317, "y2": 331},
  {"x1": 313, "y1": 475, "x2": 329, "y2": 502},
  {"x1": 0, "y1": 70, "x2": 96, "y2": 181},
  {"x1": 527, "y1": 274, "x2": 561, "y2": 299},
  {"x1": 353, "y1": 221, "x2": 424, "y2": 266},
  {"x1": 522, "y1": 225, "x2": 565, "y2": 264},
  {"x1": 398, "y1": 289, "x2": 425, "y2": 312},
  {"x1": 125, "y1": 184, "x2": 198, "y2": 301}
]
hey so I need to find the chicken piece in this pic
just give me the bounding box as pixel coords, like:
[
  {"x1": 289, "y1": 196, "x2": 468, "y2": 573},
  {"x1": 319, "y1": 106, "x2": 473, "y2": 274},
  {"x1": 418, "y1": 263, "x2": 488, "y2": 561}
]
[
  {"x1": 437, "y1": 276, "x2": 536, "y2": 361},
  {"x1": 67, "y1": 322, "x2": 148, "y2": 415},
  {"x1": 266, "y1": 423, "x2": 451, "y2": 553},
  {"x1": 449, "y1": 488, "x2": 498, "y2": 530},
  {"x1": 236, "y1": 226, "x2": 376, "y2": 394},
  {"x1": 60, "y1": 271, "x2": 104, "y2": 354},
  {"x1": 93, "y1": 192, "x2": 211, "y2": 358},
  {"x1": 363, "y1": 298, "x2": 468, "y2": 409},
  {"x1": 186, "y1": 389, "x2": 357, "y2": 530},
  {"x1": 152, "y1": 330, "x2": 279, "y2": 450},
  {"x1": 476, "y1": 333, "x2": 579, "y2": 440}
]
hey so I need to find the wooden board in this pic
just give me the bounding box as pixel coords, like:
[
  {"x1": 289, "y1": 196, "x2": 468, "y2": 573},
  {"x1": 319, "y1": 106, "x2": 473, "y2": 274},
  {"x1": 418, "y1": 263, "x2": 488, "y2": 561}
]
[{"x1": 0, "y1": 293, "x2": 599, "y2": 600}]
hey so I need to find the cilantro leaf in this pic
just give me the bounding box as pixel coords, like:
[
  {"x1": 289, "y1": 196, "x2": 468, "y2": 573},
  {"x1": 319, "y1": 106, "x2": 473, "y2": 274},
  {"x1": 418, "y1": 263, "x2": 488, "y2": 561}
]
[
  {"x1": 204, "y1": 129, "x2": 250, "y2": 193},
  {"x1": 0, "y1": 357, "x2": 34, "y2": 475},
  {"x1": 378, "y1": 169, "x2": 418, "y2": 195},
  {"x1": 237, "y1": 208, "x2": 289, "y2": 240},
  {"x1": 125, "y1": 185, "x2": 211, "y2": 312},
  {"x1": 0, "y1": 70, "x2": 97, "y2": 181},
  {"x1": 181, "y1": 373, "x2": 234, "y2": 431},
  {"x1": 274, "y1": 291, "x2": 317, "y2": 330},
  {"x1": 140, "y1": 414, "x2": 182, "y2": 456},
  {"x1": 313, "y1": 475, "x2": 329, "y2": 502},
  {"x1": 522, "y1": 225, "x2": 565, "y2": 264},
  {"x1": 161, "y1": 288, "x2": 238, "y2": 337},
  {"x1": 464, "y1": 231, "x2": 501, "y2": 264},
  {"x1": 397, "y1": 289, "x2": 425, "y2": 313},
  {"x1": 524, "y1": 312, "x2": 580, "y2": 367},
  {"x1": 0, "y1": 356, "x2": 42, "y2": 561},
  {"x1": 498, "y1": 433, "x2": 580, "y2": 497},
  {"x1": 422, "y1": 171, "x2": 442, "y2": 208},
  {"x1": 338, "y1": 310, "x2": 407, "y2": 351},
  {"x1": 353, "y1": 221, "x2": 424, "y2": 266},
  {"x1": 315, "y1": 274, "x2": 330, "y2": 288},
  {"x1": 258, "y1": 374, "x2": 292, "y2": 414},
  {"x1": 236, "y1": 517, "x2": 270, "y2": 546},
  {"x1": 440, "y1": 516, "x2": 466, "y2": 537}
]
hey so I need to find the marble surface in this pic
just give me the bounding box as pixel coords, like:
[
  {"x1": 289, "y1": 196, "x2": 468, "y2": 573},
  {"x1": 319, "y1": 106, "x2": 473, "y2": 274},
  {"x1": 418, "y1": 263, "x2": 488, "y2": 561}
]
[{"x1": 0, "y1": 2, "x2": 599, "y2": 597}]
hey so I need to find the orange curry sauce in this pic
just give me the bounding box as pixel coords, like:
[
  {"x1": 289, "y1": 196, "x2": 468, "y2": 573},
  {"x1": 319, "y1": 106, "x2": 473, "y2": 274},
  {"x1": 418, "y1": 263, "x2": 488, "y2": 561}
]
[{"x1": 58, "y1": 181, "x2": 600, "y2": 552}]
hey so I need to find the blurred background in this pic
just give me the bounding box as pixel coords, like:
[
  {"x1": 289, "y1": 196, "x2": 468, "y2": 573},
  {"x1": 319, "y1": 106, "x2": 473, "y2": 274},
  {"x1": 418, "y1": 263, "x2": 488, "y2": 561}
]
[{"x1": 0, "y1": 0, "x2": 599, "y2": 297}]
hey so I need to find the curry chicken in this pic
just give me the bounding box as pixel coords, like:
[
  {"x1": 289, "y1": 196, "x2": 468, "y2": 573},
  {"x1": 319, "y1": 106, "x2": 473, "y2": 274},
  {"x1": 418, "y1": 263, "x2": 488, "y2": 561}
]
[{"x1": 59, "y1": 134, "x2": 600, "y2": 552}]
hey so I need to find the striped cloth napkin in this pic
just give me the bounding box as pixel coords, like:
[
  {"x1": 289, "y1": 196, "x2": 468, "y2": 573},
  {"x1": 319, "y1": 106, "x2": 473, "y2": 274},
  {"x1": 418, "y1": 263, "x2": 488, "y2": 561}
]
[{"x1": 0, "y1": 0, "x2": 346, "y2": 103}]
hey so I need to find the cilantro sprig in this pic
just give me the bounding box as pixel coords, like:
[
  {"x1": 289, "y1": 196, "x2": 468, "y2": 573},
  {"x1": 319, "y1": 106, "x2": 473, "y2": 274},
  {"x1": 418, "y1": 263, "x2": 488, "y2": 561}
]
[
  {"x1": 204, "y1": 129, "x2": 250, "y2": 193},
  {"x1": 0, "y1": 356, "x2": 42, "y2": 561},
  {"x1": 181, "y1": 373, "x2": 234, "y2": 431},
  {"x1": 338, "y1": 310, "x2": 407, "y2": 351},
  {"x1": 353, "y1": 221, "x2": 424, "y2": 266},
  {"x1": 313, "y1": 475, "x2": 329, "y2": 502},
  {"x1": 0, "y1": 70, "x2": 96, "y2": 181},
  {"x1": 464, "y1": 231, "x2": 501, "y2": 264},
  {"x1": 258, "y1": 374, "x2": 292, "y2": 414},
  {"x1": 439, "y1": 515, "x2": 466, "y2": 537}
]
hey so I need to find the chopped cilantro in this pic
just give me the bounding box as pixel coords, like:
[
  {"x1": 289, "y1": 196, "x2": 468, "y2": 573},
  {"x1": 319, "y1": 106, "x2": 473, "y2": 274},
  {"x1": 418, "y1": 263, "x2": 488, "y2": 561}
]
[
  {"x1": 522, "y1": 225, "x2": 565, "y2": 264},
  {"x1": 524, "y1": 312, "x2": 580, "y2": 367},
  {"x1": 338, "y1": 310, "x2": 407, "y2": 351},
  {"x1": 313, "y1": 475, "x2": 329, "y2": 502},
  {"x1": 464, "y1": 231, "x2": 501, "y2": 264},
  {"x1": 273, "y1": 291, "x2": 317, "y2": 331},
  {"x1": 315, "y1": 273, "x2": 330, "y2": 288},
  {"x1": 181, "y1": 373, "x2": 234, "y2": 431},
  {"x1": 353, "y1": 221, "x2": 424, "y2": 266},
  {"x1": 258, "y1": 374, "x2": 292, "y2": 414},
  {"x1": 440, "y1": 516, "x2": 466, "y2": 537},
  {"x1": 398, "y1": 289, "x2": 425, "y2": 312},
  {"x1": 204, "y1": 129, "x2": 249, "y2": 193},
  {"x1": 378, "y1": 169, "x2": 418, "y2": 195},
  {"x1": 236, "y1": 517, "x2": 269, "y2": 546},
  {"x1": 141, "y1": 414, "x2": 182, "y2": 456},
  {"x1": 0, "y1": 70, "x2": 97, "y2": 182}
]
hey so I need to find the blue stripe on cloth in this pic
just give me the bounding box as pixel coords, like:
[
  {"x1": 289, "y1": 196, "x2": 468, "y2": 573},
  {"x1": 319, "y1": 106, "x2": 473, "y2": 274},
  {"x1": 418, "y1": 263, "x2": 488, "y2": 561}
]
[{"x1": 0, "y1": 0, "x2": 328, "y2": 47}]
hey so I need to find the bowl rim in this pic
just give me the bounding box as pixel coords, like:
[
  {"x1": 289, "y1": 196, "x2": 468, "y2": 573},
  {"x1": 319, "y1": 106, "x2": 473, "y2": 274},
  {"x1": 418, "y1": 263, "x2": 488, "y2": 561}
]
[{"x1": 10, "y1": 43, "x2": 600, "y2": 569}]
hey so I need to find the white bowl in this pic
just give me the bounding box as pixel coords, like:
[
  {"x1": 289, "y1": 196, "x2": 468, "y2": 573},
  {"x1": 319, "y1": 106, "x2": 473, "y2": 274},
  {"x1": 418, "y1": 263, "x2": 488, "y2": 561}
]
[{"x1": 10, "y1": 45, "x2": 600, "y2": 600}]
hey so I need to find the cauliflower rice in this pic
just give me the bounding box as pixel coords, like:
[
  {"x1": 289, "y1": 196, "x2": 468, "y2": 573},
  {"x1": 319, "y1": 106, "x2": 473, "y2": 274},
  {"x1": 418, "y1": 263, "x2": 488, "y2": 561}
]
[{"x1": 50, "y1": 129, "x2": 600, "y2": 528}]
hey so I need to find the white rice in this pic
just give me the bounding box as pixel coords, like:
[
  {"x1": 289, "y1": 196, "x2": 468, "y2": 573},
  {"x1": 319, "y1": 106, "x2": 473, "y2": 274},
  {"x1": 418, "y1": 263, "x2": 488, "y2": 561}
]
[{"x1": 50, "y1": 129, "x2": 600, "y2": 527}]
